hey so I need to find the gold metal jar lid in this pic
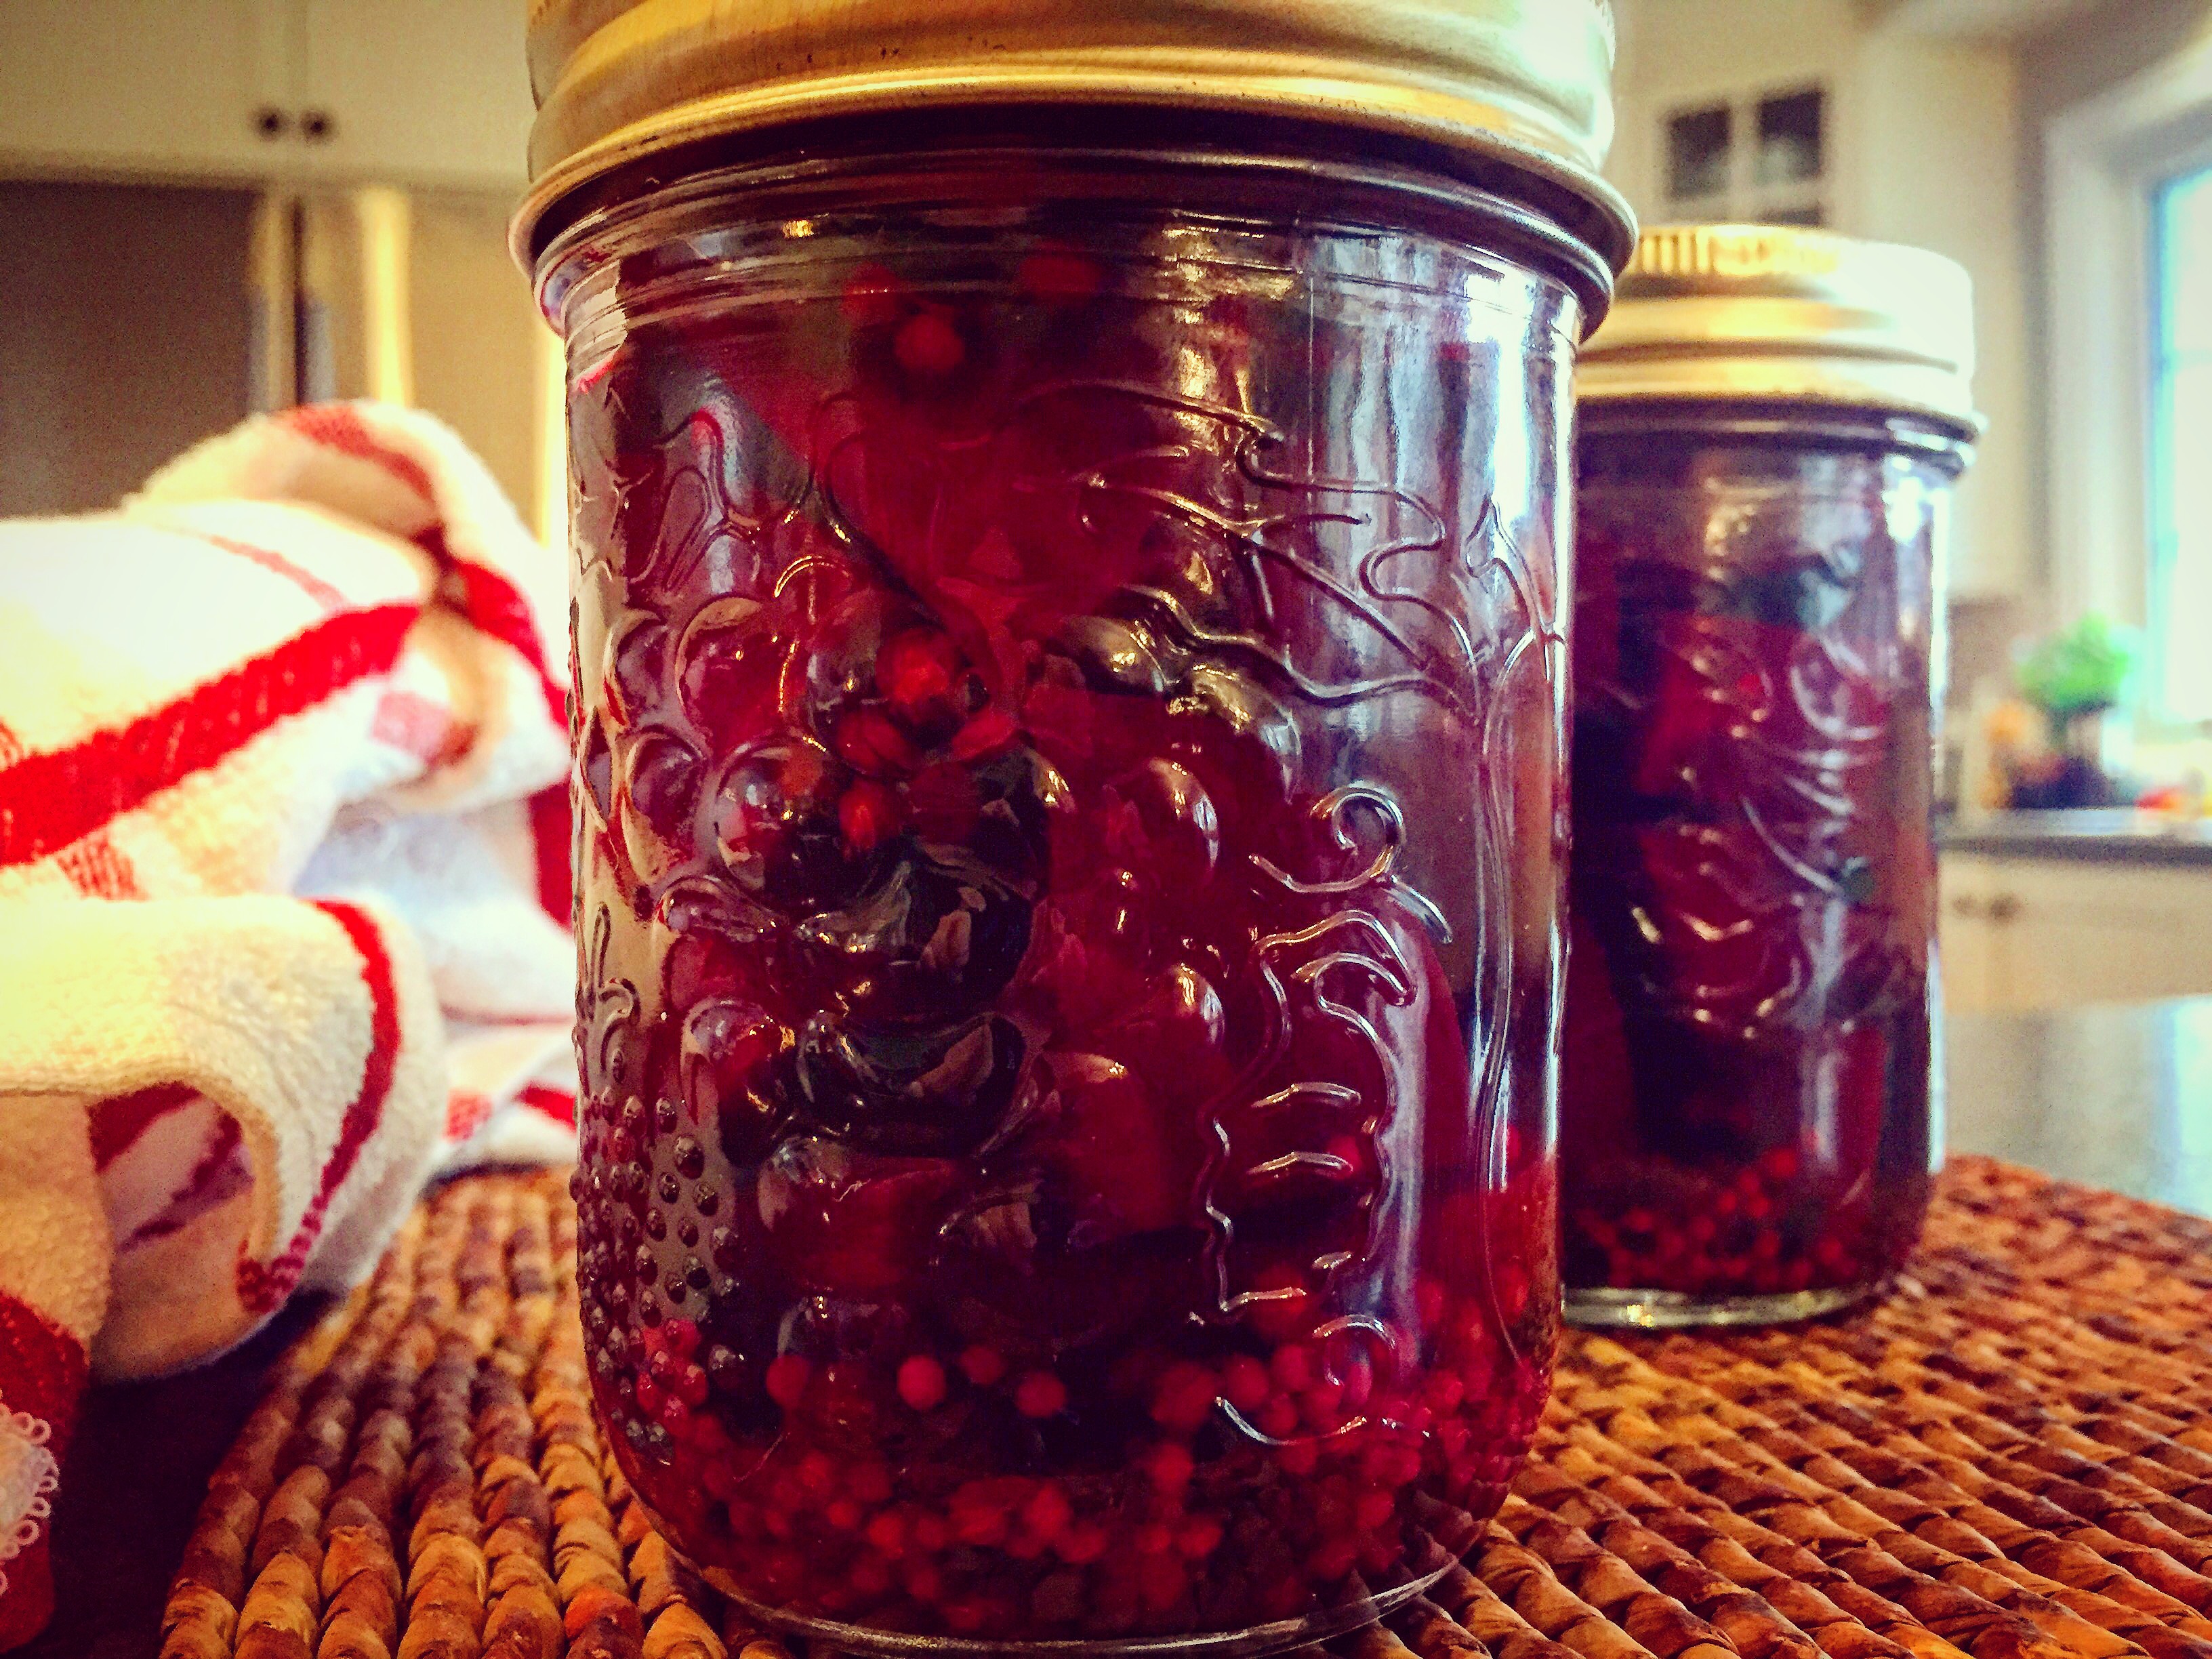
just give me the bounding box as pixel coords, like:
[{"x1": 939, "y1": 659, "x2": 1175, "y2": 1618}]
[
  {"x1": 514, "y1": 0, "x2": 1631, "y2": 269},
  {"x1": 1578, "y1": 224, "x2": 1981, "y2": 435}
]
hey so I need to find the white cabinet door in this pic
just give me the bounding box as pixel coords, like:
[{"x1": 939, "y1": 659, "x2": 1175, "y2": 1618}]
[
  {"x1": 0, "y1": 0, "x2": 292, "y2": 179},
  {"x1": 1993, "y1": 861, "x2": 2212, "y2": 1011},
  {"x1": 297, "y1": 0, "x2": 534, "y2": 186},
  {"x1": 1938, "y1": 853, "x2": 2005, "y2": 1012},
  {"x1": 1941, "y1": 852, "x2": 2212, "y2": 1011}
]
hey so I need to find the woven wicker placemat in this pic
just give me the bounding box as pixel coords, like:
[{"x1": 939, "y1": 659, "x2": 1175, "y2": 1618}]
[{"x1": 156, "y1": 1157, "x2": 2212, "y2": 1659}]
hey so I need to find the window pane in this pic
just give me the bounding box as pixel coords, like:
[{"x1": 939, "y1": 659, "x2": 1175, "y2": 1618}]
[
  {"x1": 2158, "y1": 166, "x2": 2212, "y2": 360},
  {"x1": 2152, "y1": 167, "x2": 2212, "y2": 720},
  {"x1": 1666, "y1": 106, "x2": 1732, "y2": 203},
  {"x1": 1757, "y1": 89, "x2": 1825, "y2": 188}
]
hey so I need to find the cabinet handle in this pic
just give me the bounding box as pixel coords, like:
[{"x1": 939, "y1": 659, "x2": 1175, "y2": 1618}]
[
  {"x1": 1948, "y1": 896, "x2": 1984, "y2": 919},
  {"x1": 300, "y1": 109, "x2": 335, "y2": 144},
  {"x1": 252, "y1": 106, "x2": 291, "y2": 140},
  {"x1": 1987, "y1": 894, "x2": 2022, "y2": 923}
]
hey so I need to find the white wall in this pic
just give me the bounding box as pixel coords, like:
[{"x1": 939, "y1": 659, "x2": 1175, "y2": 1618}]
[{"x1": 1605, "y1": 0, "x2": 2036, "y2": 601}]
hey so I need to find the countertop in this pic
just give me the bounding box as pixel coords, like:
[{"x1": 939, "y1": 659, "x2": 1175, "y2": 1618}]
[
  {"x1": 1944, "y1": 996, "x2": 2212, "y2": 1217},
  {"x1": 1940, "y1": 808, "x2": 2212, "y2": 867},
  {"x1": 21, "y1": 997, "x2": 2212, "y2": 1658}
]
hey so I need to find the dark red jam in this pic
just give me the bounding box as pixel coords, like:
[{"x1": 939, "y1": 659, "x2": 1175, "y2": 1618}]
[
  {"x1": 556, "y1": 152, "x2": 1574, "y2": 1647},
  {"x1": 1563, "y1": 430, "x2": 1949, "y2": 1317}
]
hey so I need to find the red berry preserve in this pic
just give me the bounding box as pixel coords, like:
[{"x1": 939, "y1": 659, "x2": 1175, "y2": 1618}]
[
  {"x1": 518, "y1": 3, "x2": 1631, "y2": 1650},
  {"x1": 1561, "y1": 227, "x2": 1980, "y2": 1329}
]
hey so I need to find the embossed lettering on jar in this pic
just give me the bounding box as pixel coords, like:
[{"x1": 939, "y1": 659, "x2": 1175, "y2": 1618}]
[{"x1": 520, "y1": 4, "x2": 1631, "y2": 1650}]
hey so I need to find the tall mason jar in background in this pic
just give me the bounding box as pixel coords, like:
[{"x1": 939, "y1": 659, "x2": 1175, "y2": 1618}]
[
  {"x1": 1561, "y1": 226, "x2": 1980, "y2": 1330},
  {"x1": 515, "y1": 2, "x2": 1632, "y2": 1651}
]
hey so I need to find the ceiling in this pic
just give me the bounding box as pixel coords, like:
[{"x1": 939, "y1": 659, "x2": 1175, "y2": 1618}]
[{"x1": 1863, "y1": 0, "x2": 2116, "y2": 38}]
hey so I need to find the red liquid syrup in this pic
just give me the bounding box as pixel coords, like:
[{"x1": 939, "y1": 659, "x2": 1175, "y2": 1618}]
[
  {"x1": 560, "y1": 192, "x2": 1573, "y2": 1647},
  {"x1": 1563, "y1": 440, "x2": 1941, "y2": 1314}
]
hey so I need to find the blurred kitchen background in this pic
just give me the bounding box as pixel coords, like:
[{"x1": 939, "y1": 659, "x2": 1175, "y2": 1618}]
[{"x1": 2, "y1": 0, "x2": 2210, "y2": 1012}]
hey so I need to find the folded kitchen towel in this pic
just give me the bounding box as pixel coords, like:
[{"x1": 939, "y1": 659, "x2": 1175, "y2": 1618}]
[{"x1": 0, "y1": 403, "x2": 578, "y2": 1645}]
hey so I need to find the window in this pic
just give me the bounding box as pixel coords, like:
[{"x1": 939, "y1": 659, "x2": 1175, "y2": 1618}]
[
  {"x1": 2150, "y1": 165, "x2": 2212, "y2": 720},
  {"x1": 1658, "y1": 85, "x2": 1827, "y2": 226}
]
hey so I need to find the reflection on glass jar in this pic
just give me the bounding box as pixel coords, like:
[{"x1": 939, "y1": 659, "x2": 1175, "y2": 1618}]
[
  {"x1": 1561, "y1": 226, "x2": 1980, "y2": 1330},
  {"x1": 527, "y1": 106, "x2": 1627, "y2": 1646}
]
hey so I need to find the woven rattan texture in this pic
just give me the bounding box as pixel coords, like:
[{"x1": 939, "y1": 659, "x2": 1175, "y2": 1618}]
[{"x1": 156, "y1": 1158, "x2": 2212, "y2": 1659}]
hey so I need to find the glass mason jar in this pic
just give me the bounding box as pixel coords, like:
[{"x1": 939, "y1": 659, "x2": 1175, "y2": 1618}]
[
  {"x1": 1561, "y1": 226, "x2": 1980, "y2": 1329},
  {"x1": 516, "y1": 3, "x2": 1630, "y2": 1652}
]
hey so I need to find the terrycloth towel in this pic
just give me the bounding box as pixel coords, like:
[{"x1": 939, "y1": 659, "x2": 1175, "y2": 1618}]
[{"x1": 0, "y1": 403, "x2": 578, "y2": 1644}]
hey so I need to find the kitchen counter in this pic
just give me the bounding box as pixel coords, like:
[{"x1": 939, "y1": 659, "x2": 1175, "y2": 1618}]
[
  {"x1": 1944, "y1": 996, "x2": 2212, "y2": 1217},
  {"x1": 1942, "y1": 808, "x2": 2212, "y2": 867},
  {"x1": 20, "y1": 998, "x2": 2212, "y2": 1658}
]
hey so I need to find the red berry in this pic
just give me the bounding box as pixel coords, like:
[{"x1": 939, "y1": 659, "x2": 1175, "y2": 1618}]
[
  {"x1": 1023, "y1": 1482, "x2": 1073, "y2": 1544},
  {"x1": 894, "y1": 309, "x2": 965, "y2": 377},
  {"x1": 1149, "y1": 1362, "x2": 1216, "y2": 1433},
  {"x1": 1220, "y1": 1354, "x2": 1271, "y2": 1414},
  {"x1": 866, "y1": 1509, "x2": 908, "y2": 1555},
  {"x1": 1143, "y1": 1440, "x2": 1194, "y2": 1494},
  {"x1": 838, "y1": 780, "x2": 904, "y2": 851},
  {"x1": 841, "y1": 262, "x2": 905, "y2": 328},
  {"x1": 1014, "y1": 1370, "x2": 1068, "y2": 1419},
  {"x1": 764, "y1": 1353, "x2": 811, "y2": 1410},
  {"x1": 959, "y1": 1345, "x2": 1008, "y2": 1387},
  {"x1": 897, "y1": 1354, "x2": 947, "y2": 1412},
  {"x1": 878, "y1": 628, "x2": 962, "y2": 713},
  {"x1": 1057, "y1": 1522, "x2": 1109, "y2": 1565},
  {"x1": 1269, "y1": 1343, "x2": 1317, "y2": 1393},
  {"x1": 1017, "y1": 247, "x2": 1104, "y2": 304}
]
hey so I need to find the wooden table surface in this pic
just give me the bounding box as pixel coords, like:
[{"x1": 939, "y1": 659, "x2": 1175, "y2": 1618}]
[{"x1": 21, "y1": 998, "x2": 2212, "y2": 1658}]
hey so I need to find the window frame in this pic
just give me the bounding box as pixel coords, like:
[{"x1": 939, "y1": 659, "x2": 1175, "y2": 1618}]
[
  {"x1": 2043, "y1": 36, "x2": 2212, "y2": 725},
  {"x1": 2146, "y1": 158, "x2": 2212, "y2": 722},
  {"x1": 1656, "y1": 80, "x2": 1831, "y2": 227}
]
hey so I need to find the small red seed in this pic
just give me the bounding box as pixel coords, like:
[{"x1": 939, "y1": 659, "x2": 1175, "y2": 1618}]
[
  {"x1": 1143, "y1": 1441, "x2": 1194, "y2": 1494},
  {"x1": 841, "y1": 262, "x2": 906, "y2": 328},
  {"x1": 897, "y1": 1354, "x2": 948, "y2": 1412},
  {"x1": 764, "y1": 1353, "x2": 811, "y2": 1410},
  {"x1": 894, "y1": 309, "x2": 965, "y2": 377},
  {"x1": 1220, "y1": 1354, "x2": 1271, "y2": 1414},
  {"x1": 1057, "y1": 1521, "x2": 1109, "y2": 1565},
  {"x1": 1149, "y1": 1362, "x2": 1216, "y2": 1432},
  {"x1": 865, "y1": 1510, "x2": 907, "y2": 1556},
  {"x1": 1269, "y1": 1343, "x2": 1317, "y2": 1393},
  {"x1": 1176, "y1": 1517, "x2": 1224, "y2": 1559},
  {"x1": 1023, "y1": 1483, "x2": 1073, "y2": 1544},
  {"x1": 960, "y1": 1345, "x2": 1008, "y2": 1387},
  {"x1": 1014, "y1": 1370, "x2": 1068, "y2": 1419}
]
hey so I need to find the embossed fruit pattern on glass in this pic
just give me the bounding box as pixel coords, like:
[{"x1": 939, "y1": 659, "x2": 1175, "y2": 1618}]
[
  {"x1": 551, "y1": 149, "x2": 1577, "y2": 1650},
  {"x1": 1563, "y1": 432, "x2": 1949, "y2": 1315}
]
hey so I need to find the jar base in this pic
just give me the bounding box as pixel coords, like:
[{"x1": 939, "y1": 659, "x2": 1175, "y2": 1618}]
[
  {"x1": 703, "y1": 1565, "x2": 1456, "y2": 1659},
  {"x1": 1563, "y1": 1281, "x2": 1882, "y2": 1330}
]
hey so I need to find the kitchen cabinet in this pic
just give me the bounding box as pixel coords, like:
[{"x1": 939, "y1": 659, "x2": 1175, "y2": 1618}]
[
  {"x1": 0, "y1": 0, "x2": 532, "y2": 187},
  {"x1": 1607, "y1": 0, "x2": 2033, "y2": 602},
  {"x1": 1940, "y1": 851, "x2": 2212, "y2": 1011},
  {"x1": 0, "y1": 0, "x2": 291, "y2": 180},
  {"x1": 295, "y1": 0, "x2": 532, "y2": 188}
]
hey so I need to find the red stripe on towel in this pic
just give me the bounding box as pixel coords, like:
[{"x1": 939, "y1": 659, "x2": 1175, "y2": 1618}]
[
  {"x1": 528, "y1": 785, "x2": 573, "y2": 928},
  {"x1": 184, "y1": 528, "x2": 349, "y2": 612},
  {"x1": 88, "y1": 1084, "x2": 199, "y2": 1172},
  {"x1": 0, "y1": 605, "x2": 415, "y2": 868},
  {"x1": 234, "y1": 901, "x2": 403, "y2": 1314},
  {"x1": 283, "y1": 404, "x2": 437, "y2": 504}
]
